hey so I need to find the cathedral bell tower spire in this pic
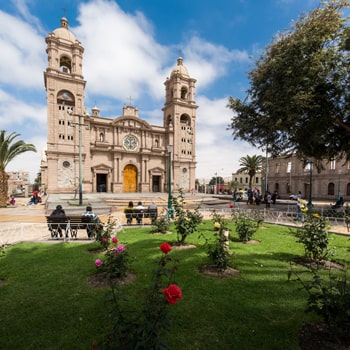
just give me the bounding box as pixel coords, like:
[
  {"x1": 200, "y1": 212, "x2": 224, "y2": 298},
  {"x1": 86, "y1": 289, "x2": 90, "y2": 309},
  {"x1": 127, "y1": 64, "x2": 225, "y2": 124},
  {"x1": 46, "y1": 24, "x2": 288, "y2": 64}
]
[
  {"x1": 162, "y1": 57, "x2": 198, "y2": 192},
  {"x1": 43, "y1": 17, "x2": 86, "y2": 194}
]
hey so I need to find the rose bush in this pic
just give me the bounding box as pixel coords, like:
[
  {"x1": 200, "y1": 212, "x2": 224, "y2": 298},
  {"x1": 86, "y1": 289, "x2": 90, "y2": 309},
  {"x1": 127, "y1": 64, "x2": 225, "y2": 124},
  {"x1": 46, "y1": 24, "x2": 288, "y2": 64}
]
[{"x1": 98, "y1": 243, "x2": 182, "y2": 349}]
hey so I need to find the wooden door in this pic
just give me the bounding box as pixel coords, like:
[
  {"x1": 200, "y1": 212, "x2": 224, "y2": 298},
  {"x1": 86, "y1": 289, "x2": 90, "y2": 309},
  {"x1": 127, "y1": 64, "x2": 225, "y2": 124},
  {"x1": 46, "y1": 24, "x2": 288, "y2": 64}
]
[{"x1": 123, "y1": 165, "x2": 137, "y2": 192}]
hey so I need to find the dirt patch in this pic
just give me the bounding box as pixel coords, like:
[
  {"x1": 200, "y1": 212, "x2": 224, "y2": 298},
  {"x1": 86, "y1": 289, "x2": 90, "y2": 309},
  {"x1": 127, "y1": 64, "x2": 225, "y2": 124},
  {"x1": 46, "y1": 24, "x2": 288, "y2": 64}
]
[
  {"x1": 0, "y1": 279, "x2": 7, "y2": 287},
  {"x1": 299, "y1": 323, "x2": 350, "y2": 350},
  {"x1": 87, "y1": 272, "x2": 137, "y2": 288},
  {"x1": 231, "y1": 238, "x2": 260, "y2": 244},
  {"x1": 86, "y1": 247, "x2": 106, "y2": 254},
  {"x1": 292, "y1": 256, "x2": 343, "y2": 270},
  {"x1": 150, "y1": 231, "x2": 173, "y2": 235},
  {"x1": 199, "y1": 265, "x2": 240, "y2": 279},
  {"x1": 170, "y1": 243, "x2": 197, "y2": 250}
]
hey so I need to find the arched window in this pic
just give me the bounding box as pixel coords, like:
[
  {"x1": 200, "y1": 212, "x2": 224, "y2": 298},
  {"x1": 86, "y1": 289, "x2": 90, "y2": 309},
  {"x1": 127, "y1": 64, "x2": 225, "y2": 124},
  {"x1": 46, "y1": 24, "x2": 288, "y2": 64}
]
[
  {"x1": 180, "y1": 114, "x2": 190, "y2": 126},
  {"x1": 57, "y1": 90, "x2": 75, "y2": 106},
  {"x1": 60, "y1": 55, "x2": 71, "y2": 74},
  {"x1": 181, "y1": 86, "x2": 188, "y2": 99},
  {"x1": 286, "y1": 183, "x2": 290, "y2": 193},
  {"x1": 347, "y1": 183, "x2": 350, "y2": 196},
  {"x1": 328, "y1": 183, "x2": 335, "y2": 196},
  {"x1": 99, "y1": 133, "x2": 104, "y2": 142}
]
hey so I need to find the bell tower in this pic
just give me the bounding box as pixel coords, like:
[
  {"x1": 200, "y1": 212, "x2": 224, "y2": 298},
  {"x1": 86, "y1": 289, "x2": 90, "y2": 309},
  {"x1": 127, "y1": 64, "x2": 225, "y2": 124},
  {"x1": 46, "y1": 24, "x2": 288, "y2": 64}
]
[
  {"x1": 43, "y1": 17, "x2": 86, "y2": 193},
  {"x1": 163, "y1": 57, "x2": 197, "y2": 192}
]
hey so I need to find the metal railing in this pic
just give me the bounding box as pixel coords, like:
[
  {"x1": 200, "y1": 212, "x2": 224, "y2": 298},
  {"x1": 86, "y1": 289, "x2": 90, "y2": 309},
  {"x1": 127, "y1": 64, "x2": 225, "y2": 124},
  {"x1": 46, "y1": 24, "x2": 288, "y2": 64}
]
[{"x1": 1, "y1": 208, "x2": 348, "y2": 246}]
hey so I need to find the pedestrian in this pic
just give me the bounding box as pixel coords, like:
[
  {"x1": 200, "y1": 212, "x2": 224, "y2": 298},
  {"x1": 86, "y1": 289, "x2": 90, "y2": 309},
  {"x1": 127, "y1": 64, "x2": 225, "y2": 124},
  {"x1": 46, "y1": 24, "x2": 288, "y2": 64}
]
[
  {"x1": 265, "y1": 191, "x2": 271, "y2": 208},
  {"x1": 271, "y1": 191, "x2": 278, "y2": 205}
]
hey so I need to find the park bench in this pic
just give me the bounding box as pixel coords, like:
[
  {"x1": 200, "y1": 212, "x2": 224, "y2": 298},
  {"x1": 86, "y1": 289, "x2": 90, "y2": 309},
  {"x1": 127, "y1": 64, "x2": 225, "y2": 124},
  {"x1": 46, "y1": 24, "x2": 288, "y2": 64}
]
[
  {"x1": 46, "y1": 215, "x2": 102, "y2": 239},
  {"x1": 124, "y1": 208, "x2": 158, "y2": 225}
]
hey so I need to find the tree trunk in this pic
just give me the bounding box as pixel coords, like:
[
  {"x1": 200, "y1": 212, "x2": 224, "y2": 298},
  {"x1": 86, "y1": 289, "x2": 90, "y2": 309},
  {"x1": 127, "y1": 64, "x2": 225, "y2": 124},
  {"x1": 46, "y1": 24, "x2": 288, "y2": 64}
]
[{"x1": 0, "y1": 169, "x2": 9, "y2": 208}]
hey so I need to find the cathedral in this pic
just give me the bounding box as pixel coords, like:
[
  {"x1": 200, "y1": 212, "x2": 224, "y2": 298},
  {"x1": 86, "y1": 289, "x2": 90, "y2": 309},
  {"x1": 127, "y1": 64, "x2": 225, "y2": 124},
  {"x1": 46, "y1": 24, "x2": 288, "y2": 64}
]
[{"x1": 41, "y1": 17, "x2": 197, "y2": 194}]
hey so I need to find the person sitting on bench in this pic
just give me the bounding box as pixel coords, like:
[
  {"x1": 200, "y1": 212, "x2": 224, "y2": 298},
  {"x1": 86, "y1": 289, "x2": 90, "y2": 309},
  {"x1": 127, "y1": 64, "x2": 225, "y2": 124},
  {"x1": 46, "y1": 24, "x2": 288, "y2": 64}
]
[
  {"x1": 331, "y1": 197, "x2": 344, "y2": 209},
  {"x1": 124, "y1": 201, "x2": 134, "y2": 225},
  {"x1": 82, "y1": 206, "x2": 101, "y2": 238},
  {"x1": 49, "y1": 205, "x2": 66, "y2": 237},
  {"x1": 135, "y1": 201, "x2": 145, "y2": 224}
]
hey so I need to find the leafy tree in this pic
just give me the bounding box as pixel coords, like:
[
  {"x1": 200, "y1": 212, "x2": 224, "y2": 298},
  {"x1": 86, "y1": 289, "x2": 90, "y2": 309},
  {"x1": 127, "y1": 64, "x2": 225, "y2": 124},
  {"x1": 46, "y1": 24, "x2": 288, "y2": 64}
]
[
  {"x1": 0, "y1": 131, "x2": 36, "y2": 207},
  {"x1": 227, "y1": 0, "x2": 350, "y2": 164},
  {"x1": 208, "y1": 176, "x2": 224, "y2": 186},
  {"x1": 236, "y1": 155, "x2": 264, "y2": 188}
]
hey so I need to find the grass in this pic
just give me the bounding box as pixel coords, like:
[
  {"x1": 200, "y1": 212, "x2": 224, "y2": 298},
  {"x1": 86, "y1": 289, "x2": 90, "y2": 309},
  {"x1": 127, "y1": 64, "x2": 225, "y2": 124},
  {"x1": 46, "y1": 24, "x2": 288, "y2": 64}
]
[{"x1": 0, "y1": 220, "x2": 349, "y2": 349}]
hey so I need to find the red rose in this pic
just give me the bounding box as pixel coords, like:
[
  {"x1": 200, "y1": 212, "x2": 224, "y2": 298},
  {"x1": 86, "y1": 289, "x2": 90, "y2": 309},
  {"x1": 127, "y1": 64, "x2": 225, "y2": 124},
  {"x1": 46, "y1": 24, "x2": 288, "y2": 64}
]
[
  {"x1": 160, "y1": 242, "x2": 171, "y2": 254},
  {"x1": 163, "y1": 284, "x2": 182, "y2": 304}
]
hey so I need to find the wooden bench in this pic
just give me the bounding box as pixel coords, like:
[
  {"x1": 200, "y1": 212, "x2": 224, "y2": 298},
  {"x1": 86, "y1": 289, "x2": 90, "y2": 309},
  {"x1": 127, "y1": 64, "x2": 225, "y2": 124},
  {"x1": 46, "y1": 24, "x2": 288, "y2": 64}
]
[
  {"x1": 46, "y1": 215, "x2": 102, "y2": 239},
  {"x1": 124, "y1": 208, "x2": 158, "y2": 225}
]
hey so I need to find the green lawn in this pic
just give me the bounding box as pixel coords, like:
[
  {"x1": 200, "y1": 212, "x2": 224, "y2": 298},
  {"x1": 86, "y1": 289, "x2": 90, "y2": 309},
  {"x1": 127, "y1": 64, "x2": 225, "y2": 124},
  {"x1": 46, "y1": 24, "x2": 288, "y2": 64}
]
[{"x1": 0, "y1": 221, "x2": 349, "y2": 349}]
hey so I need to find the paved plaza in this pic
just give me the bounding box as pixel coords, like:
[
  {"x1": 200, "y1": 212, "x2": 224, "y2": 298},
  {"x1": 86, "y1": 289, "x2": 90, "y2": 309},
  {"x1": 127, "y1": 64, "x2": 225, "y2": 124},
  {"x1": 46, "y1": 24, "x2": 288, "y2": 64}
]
[{"x1": 1, "y1": 193, "x2": 349, "y2": 246}]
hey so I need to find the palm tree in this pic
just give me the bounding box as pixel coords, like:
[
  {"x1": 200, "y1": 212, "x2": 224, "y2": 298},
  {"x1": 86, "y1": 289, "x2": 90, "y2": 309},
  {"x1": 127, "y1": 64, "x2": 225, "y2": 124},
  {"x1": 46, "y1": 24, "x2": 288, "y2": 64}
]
[
  {"x1": 0, "y1": 131, "x2": 36, "y2": 207},
  {"x1": 236, "y1": 154, "x2": 264, "y2": 189}
]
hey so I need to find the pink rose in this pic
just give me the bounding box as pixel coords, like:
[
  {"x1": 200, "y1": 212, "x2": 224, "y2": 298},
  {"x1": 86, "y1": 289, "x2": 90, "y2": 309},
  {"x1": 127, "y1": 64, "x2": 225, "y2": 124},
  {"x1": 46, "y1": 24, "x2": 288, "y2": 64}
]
[
  {"x1": 95, "y1": 259, "x2": 103, "y2": 267},
  {"x1": 116, "y1": 244, "x2": 125, "y2": 253},
  {"x1": 112, "y1": 237, "x2": 118, "y2": 244},
  {"x1": 102, "y1": 237, "x2": 108, "y2": 243}
]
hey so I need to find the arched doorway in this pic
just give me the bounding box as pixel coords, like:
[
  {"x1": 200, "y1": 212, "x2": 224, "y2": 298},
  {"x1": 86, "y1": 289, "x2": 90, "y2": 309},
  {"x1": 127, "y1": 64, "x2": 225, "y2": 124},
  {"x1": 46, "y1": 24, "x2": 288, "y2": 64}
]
[{"x1": 123, "y1": 164, "x2": 137, "y2": 192}]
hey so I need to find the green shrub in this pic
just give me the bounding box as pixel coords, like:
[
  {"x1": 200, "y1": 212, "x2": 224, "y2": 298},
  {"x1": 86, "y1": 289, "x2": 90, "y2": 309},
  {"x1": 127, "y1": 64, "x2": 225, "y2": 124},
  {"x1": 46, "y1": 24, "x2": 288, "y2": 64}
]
[
  {"x1": 294, "y1": 213, "x2": 331, "y2": 261},
  {"x1": 289, "y1": 265, "x2": 350, "y2": 343},
  {"x1": 201, "y1": 212, "x2": 231, "y2": 271},
  {"x1": 151, "y1": 214, "x2": 170, "y2": 233},
  {"x1": 232, "y1": 211, "x2": 262, "y2": 242},
  {"x1": 172, "y1": 189, "x2": 203, "y2": 244}
]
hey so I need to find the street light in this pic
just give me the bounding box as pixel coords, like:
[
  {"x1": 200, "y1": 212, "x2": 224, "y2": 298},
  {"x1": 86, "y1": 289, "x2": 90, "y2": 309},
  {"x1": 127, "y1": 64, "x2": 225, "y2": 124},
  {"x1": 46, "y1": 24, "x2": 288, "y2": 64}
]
[
  {"x1": 337, "y1": 170, "x2": 342, "y2": 201},
  {"x1": 167, "y1": 145, "x2": 174, "y2": 219},
  {"x1": 307, "y1": 160, "x2": 313, "y2": 210},
  {"x1": 265, "y1": 148, "x2": 269, "y2": 194},
  {"x1": 68, "y1": 109, "x2": 85, "y2": 206}
]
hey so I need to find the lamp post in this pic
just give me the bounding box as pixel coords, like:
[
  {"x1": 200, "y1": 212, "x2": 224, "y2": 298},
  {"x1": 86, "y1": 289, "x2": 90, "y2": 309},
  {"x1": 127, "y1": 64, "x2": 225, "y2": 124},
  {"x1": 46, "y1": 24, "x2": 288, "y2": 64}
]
[
  {"x1": 307, "y1": 161, "x2": 313, "y2": 210},
  {"x1": 265, "y1": 148, "x2": 269, "y2": 194},
  {"x1": 167, "y1": 145, "x2": 174, "y2": 219},
  {"x1": 337, "y1": 170, "x2": 342, "y2": 201},
  {"x1": 68, "y1": 110, "x2": 84, "y2": 206}
]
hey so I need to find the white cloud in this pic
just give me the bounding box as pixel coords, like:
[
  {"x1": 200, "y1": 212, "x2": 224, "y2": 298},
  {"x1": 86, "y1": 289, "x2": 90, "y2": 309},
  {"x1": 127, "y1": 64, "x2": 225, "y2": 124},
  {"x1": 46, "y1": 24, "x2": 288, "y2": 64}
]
[
  {"x1": 0, "y1": 89, "x2": 46, "y2": 130},
  {"x1": 0, "y1": 10, "x2": 45, "y2": 88},
  {"x1": 0, "y1": 0, "x2": 257, "y2": 182},
  {"x1": 74, "y1": 0, "x2": 168, "y2": 102},
  {"x1": 195, "y1": 96, "x2": 263, "y2": 180}
]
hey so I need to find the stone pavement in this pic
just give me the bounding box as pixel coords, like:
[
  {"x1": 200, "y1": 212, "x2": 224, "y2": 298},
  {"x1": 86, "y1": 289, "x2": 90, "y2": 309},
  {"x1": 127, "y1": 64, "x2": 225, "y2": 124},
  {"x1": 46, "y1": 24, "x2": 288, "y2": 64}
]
[
  {"x1": 0, "y1": 194, "x2": 349, "y2": 246},
  {"x1": 0, "y1": 192, "x2": 200, "y2": 245}
]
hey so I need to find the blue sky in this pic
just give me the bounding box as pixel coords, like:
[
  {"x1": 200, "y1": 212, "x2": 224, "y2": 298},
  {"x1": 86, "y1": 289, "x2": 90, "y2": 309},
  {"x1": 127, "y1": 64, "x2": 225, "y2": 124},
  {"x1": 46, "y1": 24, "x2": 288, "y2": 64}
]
[{"x1": 0, "y1": 0, "x2": 322, "y2": 182}]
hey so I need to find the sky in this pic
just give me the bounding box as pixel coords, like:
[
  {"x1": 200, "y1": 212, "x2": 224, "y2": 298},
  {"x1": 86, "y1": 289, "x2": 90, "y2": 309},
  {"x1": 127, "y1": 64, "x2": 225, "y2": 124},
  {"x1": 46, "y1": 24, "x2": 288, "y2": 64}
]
[{"x1": 0, "y1": 0, "x2": 323, "y2": 183}]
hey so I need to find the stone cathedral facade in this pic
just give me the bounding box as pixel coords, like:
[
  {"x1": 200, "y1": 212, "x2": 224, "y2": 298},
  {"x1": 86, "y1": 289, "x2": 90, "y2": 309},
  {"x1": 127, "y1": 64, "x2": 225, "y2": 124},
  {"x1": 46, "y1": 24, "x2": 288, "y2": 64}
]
[{"x1": 41, "y1": 18, "x2": 197, "y2": 194}]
